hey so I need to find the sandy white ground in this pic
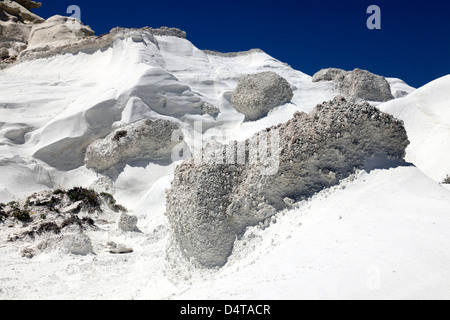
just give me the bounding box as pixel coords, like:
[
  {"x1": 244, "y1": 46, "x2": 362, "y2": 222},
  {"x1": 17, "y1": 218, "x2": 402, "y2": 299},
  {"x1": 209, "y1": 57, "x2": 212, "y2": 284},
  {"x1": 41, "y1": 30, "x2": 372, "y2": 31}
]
[{"x1": 1, "y1": 166, "x2": 450, "y2": 300}]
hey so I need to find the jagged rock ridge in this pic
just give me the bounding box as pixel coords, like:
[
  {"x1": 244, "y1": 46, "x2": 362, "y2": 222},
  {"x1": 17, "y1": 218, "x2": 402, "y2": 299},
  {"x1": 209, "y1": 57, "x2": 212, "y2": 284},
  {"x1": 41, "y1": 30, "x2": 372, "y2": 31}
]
[{"x1": 85, "y1": 119, "x2": 184, "y2": 173}]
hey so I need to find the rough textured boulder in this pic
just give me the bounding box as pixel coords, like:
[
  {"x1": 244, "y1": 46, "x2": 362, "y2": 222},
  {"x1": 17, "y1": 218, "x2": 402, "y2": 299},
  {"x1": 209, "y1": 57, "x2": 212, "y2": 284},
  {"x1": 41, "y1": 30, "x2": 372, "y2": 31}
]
[
  {"x1": 312, "y1": 68, "x2": 346, "y2": 82},
  {"x1": 313, "y1": 68, "x2": 395, "y2": 102},
  {"x1": 118, "y1": 212, "x2": 138, "y2": 232},
  {"x1": 61, "y1": 232, "x2": 93, "y2": 255},
  {"x1": 166, "y1": 96, "x2": 409, "y2": 267},
  {"x1": 231, "y1": 71, "x2": 293, "y2": 121},
  {"x1": 85, "y1": 119, "x2": 183, "y2": 172}
]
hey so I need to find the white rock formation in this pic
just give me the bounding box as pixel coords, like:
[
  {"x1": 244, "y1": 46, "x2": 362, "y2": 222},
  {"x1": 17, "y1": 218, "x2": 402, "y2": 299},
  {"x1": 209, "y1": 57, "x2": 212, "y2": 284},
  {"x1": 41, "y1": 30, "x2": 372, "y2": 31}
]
[{"x1": 26, "y1": 14, "x2": 95, "y2": 50}]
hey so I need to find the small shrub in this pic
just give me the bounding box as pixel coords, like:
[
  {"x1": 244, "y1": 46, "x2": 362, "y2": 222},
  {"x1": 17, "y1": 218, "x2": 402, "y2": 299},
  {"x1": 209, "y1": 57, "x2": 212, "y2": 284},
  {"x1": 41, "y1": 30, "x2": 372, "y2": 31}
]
[
  {"x1": 100, "y1": 192, "x2": 114, "y2": 202},
  {"x1": 11, "y1": 208, "x2": 32, "y2": 222},
  {"x1": 36, "y1": 222, "x2": 60, "y2": 235},
  {"x1": 52, "y1": 189, "x2": 66, "y2": 195},
  {"x1": 100, "y1": 192, "x2": 127, "y2": 212},
  {"x1": 61, "y1": 216, "x2": 95, "y2": 229},
  {"x1": 8, "y1": 201, "x2": 18, "y2": 208},
  {"x1": 112, "y1": 130, "x2": 127, "y2": 142},
  {"x1": 67, "y1": 187, "x2": 101, "y2": 210},
  {"x1": 443, "y1": 175, "x2": 450, "y2": 184},
  {"x1": 0, "y1": 203, "x2": 6, "y2": 221}
]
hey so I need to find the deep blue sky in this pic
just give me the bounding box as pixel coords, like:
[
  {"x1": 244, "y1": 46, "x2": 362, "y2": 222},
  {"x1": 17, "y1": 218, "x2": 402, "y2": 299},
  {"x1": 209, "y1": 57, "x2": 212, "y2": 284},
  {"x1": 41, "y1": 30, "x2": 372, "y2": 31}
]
[{"x1": 33, "y1": 0, "x2": 450, "y2": 88}]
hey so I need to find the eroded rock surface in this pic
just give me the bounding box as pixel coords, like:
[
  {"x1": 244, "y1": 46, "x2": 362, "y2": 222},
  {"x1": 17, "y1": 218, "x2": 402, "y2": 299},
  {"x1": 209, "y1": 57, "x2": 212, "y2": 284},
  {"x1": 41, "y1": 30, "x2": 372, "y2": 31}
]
[
  {"x1": 313, "y1": 68, "x2": 395, "y2": 102},
  {"x1": 166, "y1": 96, "x2": 409, "y2": 267},
  {"x1": 231, "y1": 71, "x2": 293, "y2": 121},
  {"x1": 85, "y1": 119, "x2": 183, "y2": 173}
]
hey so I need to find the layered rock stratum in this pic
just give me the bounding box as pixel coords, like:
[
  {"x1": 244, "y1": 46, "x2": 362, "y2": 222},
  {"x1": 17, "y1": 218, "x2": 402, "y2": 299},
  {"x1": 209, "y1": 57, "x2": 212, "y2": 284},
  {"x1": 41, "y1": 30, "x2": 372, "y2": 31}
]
[{"x1": 0, "y1": 0, "x2": 43, "y2": 63}]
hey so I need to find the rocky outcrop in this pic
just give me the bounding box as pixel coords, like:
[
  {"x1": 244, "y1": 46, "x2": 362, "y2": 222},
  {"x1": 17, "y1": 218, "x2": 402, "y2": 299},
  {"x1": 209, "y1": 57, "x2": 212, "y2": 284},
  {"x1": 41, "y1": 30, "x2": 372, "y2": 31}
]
[
  {"x1": 231, "y1": 71, "x2": 293, "y2": 121},
  {"x1": 143, "y1": 26, "x2": 186, "y2": 39},
  {"x1": 0, "y1": 4, "x2": 186, "y2": 65},
  {"x1": 14, "y1": 0, "x2": 42, "y2": 10},
  {"x1": 312, "y1": 68, "x2": 346, "y2": 82},
  {"x1": 202, "y1": 48, "x2": 264, "y2": 58},
  {"x1": 312, "y1": 68, "x2": 395, "y2": 102},
  {"x1": 1, "y1": 187, "x2": 127, "y2": 257},
  {"x1": 0, "y1": 0, "x2": 43, "y2": 27},
  {"x1": 0, "y1": 0, "x2": 44, "y2": 63},
  {"x1": 1, "y1": 1, "x2": 186, "y2": 65},
  {"x1": 166, "y1": 96, "x2": 409, "y2": 267},
  {"x1": 18, "y1": 26, "x2": 154, "y2": 62},
  {"x1": 85, "y1": 119, "x2": 183, "y2": 173},
  {"x1": 27, "y1": 15, "x2": 95, "y2": 50}
]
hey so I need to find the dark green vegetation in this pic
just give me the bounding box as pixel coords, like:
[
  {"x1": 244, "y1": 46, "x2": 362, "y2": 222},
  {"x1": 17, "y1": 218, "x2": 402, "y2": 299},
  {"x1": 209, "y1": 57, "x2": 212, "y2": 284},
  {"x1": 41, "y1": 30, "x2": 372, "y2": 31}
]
[
  {"x1": 1, "y1": 187, "x2": 126, "y2": 225},
  {"x1": 112, "y1": 130, "x2": 128, "y2": 142}
]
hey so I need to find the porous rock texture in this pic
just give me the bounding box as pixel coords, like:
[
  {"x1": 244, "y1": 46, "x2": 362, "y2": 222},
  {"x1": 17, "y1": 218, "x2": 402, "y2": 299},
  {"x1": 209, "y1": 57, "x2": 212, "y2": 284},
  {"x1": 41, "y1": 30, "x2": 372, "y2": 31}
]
[
  {"x1": 118, "y1": 212, "x2": 138, "y2": 232},
  {"x1": 85, "y1": 119, "x2": 183, "y2": 173},
  {"x1": 312, "y1": 68, "x2": 346, "y2": 82},
  {"x1": 143, "y1": 26, "x2": 186, "y2": 38},
  {"x1": 166, "y1": 96, "x2": 409, "y2": 267},
  {"x1": 313, "y1": 68, "x2": 395, "y2": 102},
  {"x1": 231, "y1": 71, "x2": 294, "y2": 121}
]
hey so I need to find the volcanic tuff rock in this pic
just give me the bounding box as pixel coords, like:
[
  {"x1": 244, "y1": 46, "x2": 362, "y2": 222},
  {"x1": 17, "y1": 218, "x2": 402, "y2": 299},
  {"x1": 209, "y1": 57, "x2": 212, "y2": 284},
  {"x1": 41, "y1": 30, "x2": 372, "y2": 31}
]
[
  {"x1": 231, "y1": 71, "x2": 294, "y2": 121},
  {"x1": 26, "y1": 14, "x2": 95, "y2": 50},
  {"x1": 85, "y1": 119, "x2": 183, "y2": 173},
  {"x1": 142, "y1": 26, "x2": 186, "y2": 38},
  {"x1": 313, "y1": 68, "x2": 395, "y2": 102},
  {"x1": 312, "y1": 68, "x2": 346, "y2": 82},
  {"x1": 118, "y1": 212, "x2": 138, "y2": 232},
  {"x1": 166, "y1": 96, "x2": 409, "y2": 267}
]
